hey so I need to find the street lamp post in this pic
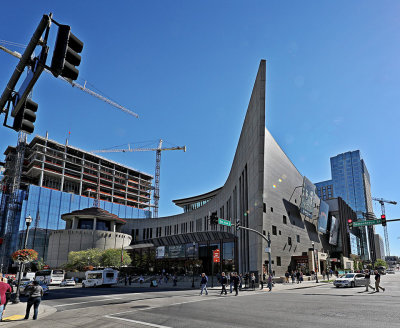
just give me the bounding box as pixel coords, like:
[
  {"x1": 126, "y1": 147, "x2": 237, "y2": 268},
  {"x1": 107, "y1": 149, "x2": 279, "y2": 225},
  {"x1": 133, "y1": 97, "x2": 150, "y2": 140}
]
[
  {"x1": 312, "y1": 241, "x2": 319, "y2": 283},
  {"x1": 13, "y1": 215, "x2": 33, "y2": 304},
  {"x1": 191, "y1": 242, "x2": 195, "y2": 288}
]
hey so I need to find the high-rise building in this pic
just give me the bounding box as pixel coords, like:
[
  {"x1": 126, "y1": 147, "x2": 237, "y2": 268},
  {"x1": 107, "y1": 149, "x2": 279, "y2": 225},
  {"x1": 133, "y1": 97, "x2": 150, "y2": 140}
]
[
  {"x1": 0, "y1": 134, "x2": 153, "y2": 268},
  {"x1": 315, "y1": 150, "x2": 376, "y2": 261},
  {"x1": 374, "y1": 234, "x2": 385, "y2": 260}
]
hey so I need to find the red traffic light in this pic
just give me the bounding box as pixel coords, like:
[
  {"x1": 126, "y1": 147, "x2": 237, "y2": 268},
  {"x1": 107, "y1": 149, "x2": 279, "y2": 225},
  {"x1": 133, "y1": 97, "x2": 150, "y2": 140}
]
[
  {"x1": 381, "y1": 214, "x2": 386, "y2": 219},
  {"x1": 347, "y1": 219, "x2": 352, "y2": 223}
]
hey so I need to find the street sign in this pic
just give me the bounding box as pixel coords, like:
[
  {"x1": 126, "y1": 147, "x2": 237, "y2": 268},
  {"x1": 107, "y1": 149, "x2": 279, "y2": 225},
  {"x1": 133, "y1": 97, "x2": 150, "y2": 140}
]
[
  {"x1": 264, "y1": 247, "x2": 271, "y2": 253},
  {"x1": 213, "y1": 249, "x2": 220, "y2": 263},
  {"x1": 353, "y1": 219, "x2": 381, "y2": 227},
  {"x1": 218, "y1": 218, "x2": 231, "y2": 226}
]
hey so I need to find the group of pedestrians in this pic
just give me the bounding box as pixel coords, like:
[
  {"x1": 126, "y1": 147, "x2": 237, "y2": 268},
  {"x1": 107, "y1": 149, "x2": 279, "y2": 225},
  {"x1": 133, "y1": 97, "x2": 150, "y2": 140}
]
[
  {"x1": 0, "y1": 276, "x2": 43, "y2": 321},
  {"x1": 364, "y1": 269, "x2": 386, "y2": 293},
  {"x1": 284, "y1": 270, "x2": 304, "y2": 284}
]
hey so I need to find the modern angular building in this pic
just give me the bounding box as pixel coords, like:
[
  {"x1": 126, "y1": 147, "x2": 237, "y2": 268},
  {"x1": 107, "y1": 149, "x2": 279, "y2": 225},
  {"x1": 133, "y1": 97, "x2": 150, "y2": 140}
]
[
  {"x1": 121, "y1": 60, "x2": 351, "y2": 278},
  {"x1": 374, "y1": 234, "x2": 385, "y2": 260},
  {"x1": 315, "y1": 151, "x2": 376, "y2": 262},
  {"x1": 0, "y1": 135, "x2": 153, "y2": 269}
]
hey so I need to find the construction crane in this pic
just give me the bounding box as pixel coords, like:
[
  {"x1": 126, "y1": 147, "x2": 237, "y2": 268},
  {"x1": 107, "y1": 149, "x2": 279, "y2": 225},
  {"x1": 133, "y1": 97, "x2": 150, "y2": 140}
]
[
  {"x1": 372, "y1": 197, "x2": 397, "y2": 257},
  {"x1": 91, "y1": 140, "x2": 186, "y2": 218},
  {"x1": 0, "y1": 42, "x2": 139, "y2": 118}
]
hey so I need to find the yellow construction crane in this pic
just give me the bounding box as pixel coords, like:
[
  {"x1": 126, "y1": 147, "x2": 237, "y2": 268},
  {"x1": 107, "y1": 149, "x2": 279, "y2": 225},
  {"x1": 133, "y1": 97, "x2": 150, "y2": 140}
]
[{"x1": 91, "y1": 140, "x2": 186, "y2": 218}]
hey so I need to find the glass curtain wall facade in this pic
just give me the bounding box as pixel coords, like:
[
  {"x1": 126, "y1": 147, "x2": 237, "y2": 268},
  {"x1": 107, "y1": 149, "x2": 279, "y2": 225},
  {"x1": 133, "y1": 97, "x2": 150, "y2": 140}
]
[
  {"x1": 317, "y1": 151, "x2": 371, "y2": 260},
  {"x1": 16, "y1": 185, "x2": 150, "y2": 261}
]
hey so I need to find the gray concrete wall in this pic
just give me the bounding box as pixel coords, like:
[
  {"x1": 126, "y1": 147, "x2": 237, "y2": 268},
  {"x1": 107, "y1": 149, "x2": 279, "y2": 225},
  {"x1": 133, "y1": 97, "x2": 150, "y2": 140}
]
[{"x1": 47, "y1": 229, "x2": 131, "y2": 268}]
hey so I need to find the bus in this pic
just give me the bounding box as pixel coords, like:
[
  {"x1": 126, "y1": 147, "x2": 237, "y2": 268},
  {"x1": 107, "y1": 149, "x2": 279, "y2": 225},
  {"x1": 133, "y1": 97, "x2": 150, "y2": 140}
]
[
  {"x1": 35, "y1": 269, "x2": 65, "y2": 285},
  {"x1": 82, "y1": 268, "x2": 119, "y2": 288}
]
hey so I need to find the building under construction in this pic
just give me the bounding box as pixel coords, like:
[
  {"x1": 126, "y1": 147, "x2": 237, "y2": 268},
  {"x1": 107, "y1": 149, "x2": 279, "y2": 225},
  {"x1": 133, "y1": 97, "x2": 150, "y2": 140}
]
[{"x1": 0, "y1": 133, "x2": 153, "y2": 270}]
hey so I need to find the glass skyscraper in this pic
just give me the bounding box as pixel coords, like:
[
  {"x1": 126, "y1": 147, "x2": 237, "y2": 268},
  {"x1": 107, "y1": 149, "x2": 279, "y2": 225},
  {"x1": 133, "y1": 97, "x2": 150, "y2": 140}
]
[{"x1": 316, "y1": 150, "x2": 375, "y2": 261}]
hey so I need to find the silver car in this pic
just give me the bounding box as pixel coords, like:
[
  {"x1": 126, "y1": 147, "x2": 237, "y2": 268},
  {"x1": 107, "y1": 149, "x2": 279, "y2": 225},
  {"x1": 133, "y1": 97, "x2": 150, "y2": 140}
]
[{"x1": 333, "y1": 273, "x2": 366, "y2": 288}]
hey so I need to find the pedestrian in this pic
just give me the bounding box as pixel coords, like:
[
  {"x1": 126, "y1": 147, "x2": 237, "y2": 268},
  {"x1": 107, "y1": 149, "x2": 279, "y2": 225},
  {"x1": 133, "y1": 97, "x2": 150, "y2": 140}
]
[
  {"x1": 199, "y1": 273, "x2": 208, "y2": 295},
  {"x1": 24, "y1": 281, "x2": 43, "y2": 320},
  {"x1": 220, "y1": 272, "x2": 227, "y2": 295},
  {"x1": 374, "y1": 270, "x2": 385, "y2": 292},
  {"x1": 260, "y1": 274, "x2": 264, "y2": 290},
  {"x1": 285, "y1": 271, "x2": 289, "y2": 283},
  {"x1": 364, "y1": 270, "x2": 375, "y2": 292},
  {"x1": 251, "y1": 273, "x2": 256, "y2": 290},
  {"x1": 300, "y1": 271, "x2": 303, "y2": 283},
  {"x1": 229, "y1": 273, "x2": 234, "y2": 293},
  {"x1": 124, "y1": 275, "x2": 128, "y2": 286},
  {"x1": 128, "y1": 275, "x2": 132, "y2": 286},
  {"x1": 291, "y1": 271, "x2": 295, "y2": 284},
  {"x1": 296, "y1": 270, "x2": 300, "y2": 284},
  {"x1": 267, "y1": 274, "x2": 273, "y2": 291},
  {"x1": 139, "y1": 275, "x2": 145, "y2": 284},
  {"x1": 173, "y1": 274, "x2": 178, "y2": 287},
  {"x1": 233, "y1": 273, "x2": 240, "y2": 296},
  {"x1": 326, "y1": 270, "x2": 330, "y2": 280},
  {"x1": 0, "y1": 277, "x2": 11, "y2": 321},
  {"x1": 239, "y1": 273, "x2": 243, "y2": 290},
  {"x1": 322, "y1": 271, "x2": 326, "y2": 280}
]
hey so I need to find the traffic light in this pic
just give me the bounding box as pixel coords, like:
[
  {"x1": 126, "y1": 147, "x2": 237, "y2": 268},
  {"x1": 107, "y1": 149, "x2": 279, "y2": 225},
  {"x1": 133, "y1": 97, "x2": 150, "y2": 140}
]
[
  {"x1": 381, "y1": 214, "x2": 386, "y2": 227},
  {"x1": 51, "y1": 24, "x2": 83, "y2": 81},
  {"x1": 12, "y1": 98, "x2": 38, "y2": 133},
  {"x1": 347, "y1": 219, "x2": 353, "y2": 229},
  {"x1": 210, "y1": 213, "x2": 218, "y2": 225},
  {"x1": 236, "y1": 218, "x2": 241, "y2": 231}
]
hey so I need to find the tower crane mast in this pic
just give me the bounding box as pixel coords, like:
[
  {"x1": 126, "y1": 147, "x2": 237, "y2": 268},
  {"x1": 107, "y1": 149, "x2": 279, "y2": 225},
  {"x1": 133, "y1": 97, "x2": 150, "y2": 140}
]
[
  {"x1": 372, "y1": 197, "x2": 397, "y2": 257},
  {"x1": 91, "y1": 140, "x2": 186, "y2": 218}
]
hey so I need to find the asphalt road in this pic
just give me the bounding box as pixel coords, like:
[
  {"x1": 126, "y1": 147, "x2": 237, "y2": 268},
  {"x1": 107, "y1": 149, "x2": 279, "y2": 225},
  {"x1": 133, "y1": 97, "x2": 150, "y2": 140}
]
[{"x1": 14, "y1": 272, "x2": 400, "y2": 327}]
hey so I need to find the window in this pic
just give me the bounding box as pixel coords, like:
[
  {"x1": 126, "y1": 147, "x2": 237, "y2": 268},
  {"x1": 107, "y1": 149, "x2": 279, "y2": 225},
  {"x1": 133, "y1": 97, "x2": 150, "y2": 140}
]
[
  {"x1": 271, "y1": 207, "x2": 274, "y2": 212},
  {"x1": 263, "y1": 203, "x2": 266, "y2": 213},
  {"x1": 295, "y1": 199, "x2": 297, "y2": 204},
  {"x1": 297, "y1": 235, "x2": 300, "y2": 243},
  {"x1": 283, "y1": 215, "x2": 287, "y2": 224},
  {"x1": 263, "y1": 230, "x2": 266, "y2": 236},
  {"x1": 279, "y1": 230, "x2": 282, "y2": 235},
  {"x1": 277, "y1": 257, "x2": 281, "y2": 266},
  {"x1": 272, "y1": 226, "x2": 277, "y2": 235},
  {"x1": 288, "y1": 237, "x2": 292, "y2": 246}
]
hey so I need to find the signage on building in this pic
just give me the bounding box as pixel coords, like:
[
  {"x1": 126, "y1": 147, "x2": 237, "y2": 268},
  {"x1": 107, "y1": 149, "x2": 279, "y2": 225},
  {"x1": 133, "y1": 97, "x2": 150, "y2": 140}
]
[
  {"x1": 299, "y1": 176, "x2": 316, "y2": 219},
  {"x1": 167, "y1": 245, "x2": 185, "y2": 258},
  {"x1": 264, "y1": 247, "x2": 271, "y2": 253},
  {"x1": 317, "y1": 200, "x2": 329, "y2": 234},
  {"x1": 213, "y1": 249, "x2": 220, "y2": 263},
  {"x1": 156, "y1": 246, "x2": 165, "y2": 259},
  {"x1": 218, "y1": 218, "x2": 232, "y2": 226},
  {"x1": 329, "y1": 216, "x2": 339, "y2": 246}
]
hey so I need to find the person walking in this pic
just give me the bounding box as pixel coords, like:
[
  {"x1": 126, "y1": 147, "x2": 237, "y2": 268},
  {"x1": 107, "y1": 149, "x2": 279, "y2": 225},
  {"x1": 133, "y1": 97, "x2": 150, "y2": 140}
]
[
  {"x1": 364, "y1": 270, "x2": 375, "y2": 292},
  {"x1": 233, "y1": 273, "x2": 240, "y2": 296},
  {"x1": 374, "y1": 270, "x2": 385, "y2": 292},
  {"x1": 260, "y1": 274, "x2": 264, "y2": 290},
  {"x1": 200, "y1": 273, "x2": 208, "y2": 295},
  {"x1": 296, "y1": 270, "x2": 300, "y2": 284},
  {"x1": 0, "y1": 278, "x2": 11, "y2": 321},
  {"x1": 220, "y1": 272, "x2": 228, "y2": 295},
  {"x1": 291, "y1": 271, "x2": 295, "y2": 284},
  {"x1": 239, "y1": 273, "x2": 243, "y2": 290},
  {"x1": 250, "y1": 273, "x2": 256, "y2": 290},
  {"x1": 124, "y1": 275, "x2": 128, "y2": 286},
  {"x1": 24, "y1": 281, "x2": 43, "y2": 320},
  {"x1": 128, "y1": 275, "x2": 132, "y2": 286},
  {"x1": 299, "y1": 271, "x2": 303, "y2": 283},
  {"x1": 229, "y1": 273, "x2": 234, "y2": 293}
]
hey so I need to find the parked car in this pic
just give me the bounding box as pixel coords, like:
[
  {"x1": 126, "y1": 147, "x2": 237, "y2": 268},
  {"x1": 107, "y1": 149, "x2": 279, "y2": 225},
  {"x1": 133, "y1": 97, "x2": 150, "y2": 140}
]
[
  {"x1": 386, "y1": 269, "x2": 395, "y2": 274},
  {"x1": 60, "y1": 279, "x2": 76, "y2": 287},
  {"x1": 333, "y1": 273, "x2": 366, "y2": 288},
  {"x1": 20, "y1": 281, "x2": 49, "y2": 296}
]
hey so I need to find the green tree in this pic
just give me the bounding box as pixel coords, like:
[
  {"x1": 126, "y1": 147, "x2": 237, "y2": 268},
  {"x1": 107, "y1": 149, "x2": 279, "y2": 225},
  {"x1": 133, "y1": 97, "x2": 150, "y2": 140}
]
[
  {"x1": 66, "y1": 248, "x2": 103, "y2": 271},
  {"x1": 101, "y1": 248, "x2": 131, "y2": 267},
  {"x1": 374, "y1": 259, "x2": 388, "y2": 269}
]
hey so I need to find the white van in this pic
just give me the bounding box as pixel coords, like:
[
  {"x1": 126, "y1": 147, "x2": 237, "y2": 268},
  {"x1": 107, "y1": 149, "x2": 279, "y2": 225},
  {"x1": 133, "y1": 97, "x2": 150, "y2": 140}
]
[{"x1": 82, "y1": 268, "x2": 119, "y2": 288}]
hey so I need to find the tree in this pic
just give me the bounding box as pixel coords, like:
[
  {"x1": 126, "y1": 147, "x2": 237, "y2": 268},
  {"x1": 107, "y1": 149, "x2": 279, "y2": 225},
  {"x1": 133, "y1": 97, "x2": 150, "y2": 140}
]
[
  {"x1": 101, "y1": 248, "x2": 131, "y2": 267},
  {"x1": 374, "y1": 259, "x2": 388, "y2": 269},
  {"x1": 65, "y1": 248, "x2": 103, "y2": 271}
]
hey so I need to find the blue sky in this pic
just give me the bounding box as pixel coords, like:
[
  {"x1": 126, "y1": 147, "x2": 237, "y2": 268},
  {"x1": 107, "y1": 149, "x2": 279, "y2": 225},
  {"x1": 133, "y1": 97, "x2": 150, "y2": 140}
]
[{"x1": 1, "y1": 1, "x2": 399, "y2": 256}]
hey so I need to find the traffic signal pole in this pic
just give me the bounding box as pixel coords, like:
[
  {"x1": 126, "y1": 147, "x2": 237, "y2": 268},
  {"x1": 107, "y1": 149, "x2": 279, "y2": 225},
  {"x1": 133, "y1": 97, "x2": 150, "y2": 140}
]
[{"x1": 0, "y1": 14, "x2": 51, "y2": 114}]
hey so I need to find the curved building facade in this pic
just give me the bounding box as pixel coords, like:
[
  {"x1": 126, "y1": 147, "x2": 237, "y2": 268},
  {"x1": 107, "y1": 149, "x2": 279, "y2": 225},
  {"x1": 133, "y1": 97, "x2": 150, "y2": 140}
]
[
  {"x1": 47, "y1": 207, "x2": 131, "y2": 268},
  {"x1": 122, "y1": 61, "x2": 330, "y2": 277}
]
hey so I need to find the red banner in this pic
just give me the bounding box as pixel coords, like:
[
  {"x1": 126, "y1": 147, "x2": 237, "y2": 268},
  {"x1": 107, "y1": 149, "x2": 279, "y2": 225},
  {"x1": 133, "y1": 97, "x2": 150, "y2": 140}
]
[{"x1": 213, "y1": 249, "x2": 220, "y2": 263}]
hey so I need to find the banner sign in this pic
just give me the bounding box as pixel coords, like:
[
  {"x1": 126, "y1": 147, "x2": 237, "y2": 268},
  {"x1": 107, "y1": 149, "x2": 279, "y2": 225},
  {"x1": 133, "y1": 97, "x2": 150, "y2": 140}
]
[
  {"x1": 156, "y1": 246, "x2": 165, "y2": 259},
  {"x1": 329, "y1": 216, "x2": 339, "y2": 246},
  {"x1": 213, "y1": 249, "x2": 220, "y2": 263},
  {"x1": 299, "y1": 176, "x2": 316, "y2": 219},
  {"x1": 317, "y1": 200, "x2": 329, "y2": 234}
]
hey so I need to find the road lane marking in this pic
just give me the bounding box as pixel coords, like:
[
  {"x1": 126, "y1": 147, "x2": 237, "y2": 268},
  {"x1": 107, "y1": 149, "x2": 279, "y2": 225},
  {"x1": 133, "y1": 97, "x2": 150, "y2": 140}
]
[
  {"x1": 104, "y1": 315, "x2": 172, "y2": 328},
  {"x1": 53, "y1": 297, "x2": 122, "y2": 307}
]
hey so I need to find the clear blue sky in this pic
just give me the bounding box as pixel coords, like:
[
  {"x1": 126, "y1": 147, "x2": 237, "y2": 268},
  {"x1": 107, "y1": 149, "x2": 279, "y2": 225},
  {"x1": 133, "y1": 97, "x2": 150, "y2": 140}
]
[{"x1": 1, "y1": 1, "x2": 399, "y2": 256}]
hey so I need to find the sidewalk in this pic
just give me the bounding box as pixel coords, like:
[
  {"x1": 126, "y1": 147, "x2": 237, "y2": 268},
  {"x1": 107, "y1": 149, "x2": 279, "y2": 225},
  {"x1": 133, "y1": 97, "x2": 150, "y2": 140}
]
[{"x1": 0, "y1": 302, "x2": 56, "y2": 326}]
